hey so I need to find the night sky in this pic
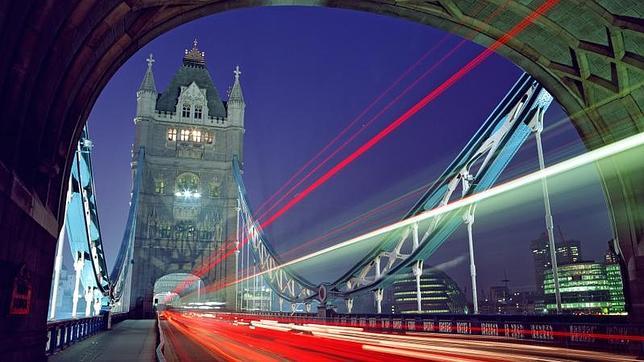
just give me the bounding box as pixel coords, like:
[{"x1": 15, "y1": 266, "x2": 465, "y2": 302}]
[{"x1": 85, "y1": 7, "x2": 612, "y2": 300}]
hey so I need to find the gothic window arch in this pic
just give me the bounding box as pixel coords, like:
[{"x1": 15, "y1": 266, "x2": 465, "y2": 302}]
[
  {"x1": 182, "y1": 103, "x2": 191, "y2": 118},
  {"x1": 191, "y1": 129, "x2": 202, "y2": 143}
]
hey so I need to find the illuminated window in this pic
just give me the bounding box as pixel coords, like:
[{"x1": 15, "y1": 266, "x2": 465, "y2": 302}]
[
  {"x1": 194, "y1": 105, "x2": 202, "y2": 119},
  {"x1": 167, "y1": 128, "x2": 177, "y2": 141},
  {"x1": 155, "y1": 179, "x2": 165, "y2": 194},
  {"x1": 205, "y1": 132, "x2": 214, "y2": 144},
  {"x1": 180, "y1": 129, "x2": 190, "y2": 141},
  {"x1": 192, "y1": 129, "x2": 202, "y2": 143},
  {"x1": 182, "y1": 104, "x2": 191, "y2": 118},
  {"x1": 175, "y1": 173, "x2": 200, "y2": 196}
]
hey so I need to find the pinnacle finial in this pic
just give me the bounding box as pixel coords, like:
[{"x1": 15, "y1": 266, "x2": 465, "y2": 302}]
[
  {"x1": 234, "y1": 65, "x2": 241, "y2": 81},
  {"x1": 146, "y1": 53, "x2": 155, "y2": 68},
  {"x1": 183, "y1": 38, "x2": 205, "y2": 66}
]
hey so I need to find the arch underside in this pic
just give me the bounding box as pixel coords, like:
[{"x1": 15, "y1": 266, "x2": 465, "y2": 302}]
[{"x1": 0, "y1": 5, "x2": 642, "y2": 359}]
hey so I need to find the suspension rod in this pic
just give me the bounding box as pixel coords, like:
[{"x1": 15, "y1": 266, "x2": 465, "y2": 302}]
[{"x1": 533, "y1": 112, "x2": 562, "y2": 313}]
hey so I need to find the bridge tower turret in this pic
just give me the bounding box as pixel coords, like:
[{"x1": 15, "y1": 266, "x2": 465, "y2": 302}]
[
  {"x1": 136, "y1": 54, "x2": 157, "y2": 118},
  {"x1": 227, "y1": 65, "x2": 245, "y2": 128}
]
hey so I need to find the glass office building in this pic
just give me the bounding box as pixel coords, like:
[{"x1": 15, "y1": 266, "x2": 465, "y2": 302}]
[
  {"x1": 383, "y1": 270, "x2": 467, "y2": 314},
  {"x1": 543, "y1": 261, "x2": 625, "y2": 314}
]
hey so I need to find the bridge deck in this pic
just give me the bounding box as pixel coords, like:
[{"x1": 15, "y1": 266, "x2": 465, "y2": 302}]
[{"x1": 49, "y1": 320, "x2": 157, "y2": 362}]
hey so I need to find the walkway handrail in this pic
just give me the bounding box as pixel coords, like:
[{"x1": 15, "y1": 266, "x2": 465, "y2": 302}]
[{"x1": 45, "y1": 315, "x2": 106, "y2": 355}]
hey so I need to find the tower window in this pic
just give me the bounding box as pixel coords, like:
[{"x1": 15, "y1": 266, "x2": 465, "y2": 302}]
[
  {"x1": 205, "y1": 132, "x2": 214, "y2": 144},
  {"x1": 155, "y1": 179, "x2": 165, "y2": 194},
  {"x1": 182, "y1": 104, "x2": 191, "y2": 118},
  {"x1": 192, "y1": 129, "x2": 202, "y2": 143},
  {"x1": 167, "y1": 128, "x2": 177, "y2": 141},
  {"x1": 209, "y1": 181, "x2": 220, "y2": 197},
  {"x1": 180, "y1": 129, "x2": 190, "y2": 141},
  {"x1": 194, "y1": 105, "x2": 203, "y2": 119}
]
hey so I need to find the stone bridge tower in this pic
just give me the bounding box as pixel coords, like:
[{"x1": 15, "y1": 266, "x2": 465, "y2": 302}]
[{"x1": 130, "y1": 41, "x2": 245, "y2": 317}]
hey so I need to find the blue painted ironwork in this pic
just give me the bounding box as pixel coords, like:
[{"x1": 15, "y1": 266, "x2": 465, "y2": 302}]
[
  {"x1": 109, "y1": 147, "x2": 145, "y2": 306},
  {"x1": 65, "y1": 127, "x2": 111, "y2": 297},
  {"x1": 233, "y1": 73, "x2": 553, "y2": 303}
]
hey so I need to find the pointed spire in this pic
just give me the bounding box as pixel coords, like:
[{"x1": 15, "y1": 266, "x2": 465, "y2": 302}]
[
  {"x1": 138, "y1": 53, "x2": 157, "y2": 93},
  {"x1": 229, "y1": 65, "x2": 244, "y2": 104}
]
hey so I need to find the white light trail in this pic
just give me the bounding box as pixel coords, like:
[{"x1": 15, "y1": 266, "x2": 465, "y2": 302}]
[{"x1": 232, "y1": 132, "x2": 644, "y2": 286}]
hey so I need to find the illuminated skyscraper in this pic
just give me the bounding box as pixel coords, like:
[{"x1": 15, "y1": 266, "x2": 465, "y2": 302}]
[
  {"x1": 543, "y1": 261, "x2": 625, "y2": 314},
  {"x1": 530, "y1": 232, "x2": 582, "y2": 293}
]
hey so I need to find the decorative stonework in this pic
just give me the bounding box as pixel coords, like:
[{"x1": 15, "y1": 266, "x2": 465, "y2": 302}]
[{"x1": 127, "y1": 44, "x2": 245, "y2": 316}]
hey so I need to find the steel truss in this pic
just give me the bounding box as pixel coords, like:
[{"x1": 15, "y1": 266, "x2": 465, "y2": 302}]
[
  {"x1": 233, "y1": 73, "x2": 552, "y2": 306},
  {"x1": 233, "y1": 161, "x2": 319, "y2": 304},
  {"x1": 109, "y1": 147, "x2": 145, "y2": 309}
]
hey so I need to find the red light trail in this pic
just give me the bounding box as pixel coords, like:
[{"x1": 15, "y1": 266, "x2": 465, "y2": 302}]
[
  {"x1": 252, "y1": 35, "x2": 452, "y2": 217},
  {"x1": 260, "y1": 0, "x2": 560, "y2": 228},
  {"x1": 255, "y1": 0, "x2": 509, "y2": 222},
  {"x1": 174, "y1": 0, "x2": 558, "y2": 296},
  {"x1": 159, "y1": 311, "x2": 641, "y2": 361}
]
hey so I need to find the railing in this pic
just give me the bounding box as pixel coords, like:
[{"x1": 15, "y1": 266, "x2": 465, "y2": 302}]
[{"x1": 45, "y1": 312, "x2": 128, "y2": 356}]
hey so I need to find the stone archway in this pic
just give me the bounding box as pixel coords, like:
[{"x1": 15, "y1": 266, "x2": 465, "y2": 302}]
[{"x1": 0, "y1": 1, "x2": 642, "y2": 360}]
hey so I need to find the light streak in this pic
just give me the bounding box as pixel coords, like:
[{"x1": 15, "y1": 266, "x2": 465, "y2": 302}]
[
  {"x1": 253, "y1": 35, "x2": 453, "y2": 217},
  {"x1": 259, "y1": 0, "x2": 560, "y2": 229},
  {"x1": 163, "y1": 312, "x2": 642, "y2": 361},
  {"x1": 255, "y1": 0, "x2": 514, "y2": 223},
  {"x1": 256, "y1": 38, "x2": 467, "y2": 222},
  {"x1": 226, "y1": 131, "x2": 644, "y2": 287},
  {"x1": 175, "y1": 0, "x2": 557, "y2": 293},
  {"x1": 173, "y1": 0, "x2": 536, "y2": 292}
]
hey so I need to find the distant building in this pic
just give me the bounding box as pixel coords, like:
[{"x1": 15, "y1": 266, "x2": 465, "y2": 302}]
[
  {"x1": 480, "y1": 288, "x2": 538, "y2": 315},
  {"x1": 543, "y1": 260, "x2": 626, "y2": 315},
  {"x1": 604, "y1": 246, "x2": 626, "y2": 314},
  {"x1": 383, "y1": 269, "x2": 467, "y2": 314},
  {"x1": 489, "y1": 286, "x2": 510, "y2": 305},
  {"x1": 530, "y1": 232, "x2": 582, "y2": 294},
  {"x1": 604, "y1": 242, "x2": 619, "y2": 264}
]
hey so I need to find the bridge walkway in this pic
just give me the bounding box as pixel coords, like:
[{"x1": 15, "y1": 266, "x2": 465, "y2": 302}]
[{"x1": 49, "y1": 319, "x2": 157, "y2": 362}]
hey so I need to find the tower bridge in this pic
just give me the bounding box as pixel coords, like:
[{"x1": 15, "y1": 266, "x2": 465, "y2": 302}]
[{"x1": 0, "y1": 1, "x2": 642, "y2": 361}]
